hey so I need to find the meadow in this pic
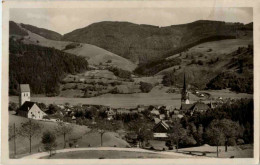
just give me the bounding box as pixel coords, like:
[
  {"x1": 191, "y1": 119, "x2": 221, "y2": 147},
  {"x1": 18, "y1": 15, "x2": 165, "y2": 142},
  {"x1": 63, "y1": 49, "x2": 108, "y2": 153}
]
[
  {"x1": 8, "y1": 113, "x2": 129, "y2": 158},
  {"x1": 9, "y1": 88, "x2": 252, "y2": 109}
]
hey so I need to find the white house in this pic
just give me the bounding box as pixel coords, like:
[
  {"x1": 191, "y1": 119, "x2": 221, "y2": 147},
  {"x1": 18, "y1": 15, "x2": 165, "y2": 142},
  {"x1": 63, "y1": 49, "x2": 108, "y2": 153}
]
[{"x1": 16, "y1": 101, "x2": 47, "y2": 120}]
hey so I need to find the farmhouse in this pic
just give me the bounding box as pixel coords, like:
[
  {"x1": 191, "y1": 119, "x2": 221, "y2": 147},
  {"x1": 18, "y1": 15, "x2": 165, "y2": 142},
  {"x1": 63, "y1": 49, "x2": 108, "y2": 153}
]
[
  {"x1": 153, "y1": 120, "x2": 170, "y2": 139},
  {"x1": 16, "y1": 101, "x2": 47, "y2": 120}
]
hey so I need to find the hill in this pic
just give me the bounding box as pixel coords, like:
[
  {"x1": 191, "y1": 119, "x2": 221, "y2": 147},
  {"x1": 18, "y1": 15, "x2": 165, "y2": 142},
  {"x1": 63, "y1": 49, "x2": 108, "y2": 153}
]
[
  {"x1": 9, "y1": 38, "x2": 89, "y2": 96},
  {"x1": 9, "y1": 21, "x2": 136, "y2": 71},
  {"x1": 159, "y1": 43, "x2": 253, "y2": 93},
  {"x1": 62, "y1": 20, "x2": 252, "y2": 64},
  {"x1": 19, "y1": 23, "x2": 63, "y2": 41}
]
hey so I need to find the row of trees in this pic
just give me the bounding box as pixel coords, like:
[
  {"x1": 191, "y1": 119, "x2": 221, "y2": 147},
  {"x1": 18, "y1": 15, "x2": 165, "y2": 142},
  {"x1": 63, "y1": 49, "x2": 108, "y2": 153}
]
[
  {"x1": 134, "y1": 58, "x2": 182, "y2": 76},
  {"x1": 108, "y1": 66, "x2": 132, "y2": 79},
  {"x1": 166, "y1": 118, "x2": 244, "y2": 157},
  {"x1": 9, "y1": 120, "x2": 73, "y2": 157}
]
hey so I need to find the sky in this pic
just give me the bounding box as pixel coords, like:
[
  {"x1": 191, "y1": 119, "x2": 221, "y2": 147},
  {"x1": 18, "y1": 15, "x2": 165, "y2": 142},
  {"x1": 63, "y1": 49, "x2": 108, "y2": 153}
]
[{"x1": 10, "y1": 7, "x2": 253, "y2": 35}]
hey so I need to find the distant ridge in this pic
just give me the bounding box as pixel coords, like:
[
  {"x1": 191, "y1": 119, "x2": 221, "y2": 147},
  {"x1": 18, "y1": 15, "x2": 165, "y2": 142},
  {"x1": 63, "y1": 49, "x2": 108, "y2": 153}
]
[{"x1": 62, "y1": 20, "x2": 252, "y2": 64}]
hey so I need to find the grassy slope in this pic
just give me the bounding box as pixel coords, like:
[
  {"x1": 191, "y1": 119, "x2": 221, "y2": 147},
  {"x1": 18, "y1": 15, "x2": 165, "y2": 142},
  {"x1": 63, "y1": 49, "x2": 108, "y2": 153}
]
[
  {"x1": 158, "y1": 38, "x2": 252, "y2": 75},
  {"x1": 9, "y1": 113, "x2": 129, "y2": 157},
  {"x1": 11, "y1": 22, "x2": 136, "y2": 71},
  {"x1": 156, "y1": 38, "x2": 253, "y2": 89}
]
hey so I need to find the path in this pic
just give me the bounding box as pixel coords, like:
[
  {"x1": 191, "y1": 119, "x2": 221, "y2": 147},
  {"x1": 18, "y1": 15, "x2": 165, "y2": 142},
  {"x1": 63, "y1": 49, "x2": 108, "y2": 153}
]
[{"x1": 20, "y1": 147, "x2": 198, "y2": 159}]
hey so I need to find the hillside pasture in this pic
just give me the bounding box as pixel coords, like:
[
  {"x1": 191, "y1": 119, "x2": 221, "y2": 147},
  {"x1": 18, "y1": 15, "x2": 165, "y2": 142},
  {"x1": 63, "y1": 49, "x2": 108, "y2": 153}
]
[
  {"x1": 159, "y1": 39, "x2": 252, "y2": 76},
  {"x1": 19, "y1": 29, "x2": 136, "y2": 71},
  {"x1": 9, "y1": 113, "x2": 89, "y2": 157},
  {"x1": 8, "y1": 113, "x2": 130, "y2": 158}
]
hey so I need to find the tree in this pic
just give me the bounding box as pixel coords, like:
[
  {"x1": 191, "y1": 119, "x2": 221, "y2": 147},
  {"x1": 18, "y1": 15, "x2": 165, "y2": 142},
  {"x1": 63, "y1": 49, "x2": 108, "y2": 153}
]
[
  {"x1": 18, "y1": 119, "x2": 42, "y2": 153},
  {"x1": 9, "y1": 123, "x2": 18, "y2": 157},
  {"x1": 128, "y1": 120, "x2": 153, "y2": 148},
  {"x1": 55, "y1": 122, "x2": 73, "y2": 148},
  {"x1": 41, "y1": 131, "x2": 57, "y2": 157},
  {"x1": 196, "y1": 124, "x2": 204, "y2": 145},
  {"x1": 218, "y1": 119, "x2": 243, "y2": 152},
  {"x1": 205, "y1": 119, "x2": 226, "y2": 157},
  {"x1": 167, "y1": 120, "x2": 187, "y2": 152},
  {"x1": 140, "y1": 82, "x2": 153, "y2": 93},
  {"x1": 9, "y1": 102, "x2": 18, "y2": 111}
]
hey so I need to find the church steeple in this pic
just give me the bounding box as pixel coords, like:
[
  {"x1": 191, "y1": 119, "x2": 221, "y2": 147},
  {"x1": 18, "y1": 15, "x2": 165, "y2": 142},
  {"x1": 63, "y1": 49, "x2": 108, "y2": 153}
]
[
  {"x1": 183, "y1": 73, "x2": 187, "y2": 91},
  {"x1": 181, "y1": 73, "x2": 190, "y2": 104}
]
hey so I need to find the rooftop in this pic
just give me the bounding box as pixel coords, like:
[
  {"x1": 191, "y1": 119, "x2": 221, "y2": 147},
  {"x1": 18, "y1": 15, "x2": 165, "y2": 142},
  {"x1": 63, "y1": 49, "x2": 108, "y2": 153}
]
[{"x1": 20, "y1": 84, "x2": 30, "y2": 92}]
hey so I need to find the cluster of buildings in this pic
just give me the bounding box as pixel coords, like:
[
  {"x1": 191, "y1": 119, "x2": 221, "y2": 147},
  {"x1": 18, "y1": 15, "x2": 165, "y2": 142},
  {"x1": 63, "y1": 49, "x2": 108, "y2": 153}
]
[{"x1": 15, "y1": 74, "x2": 215, "y2": 142}]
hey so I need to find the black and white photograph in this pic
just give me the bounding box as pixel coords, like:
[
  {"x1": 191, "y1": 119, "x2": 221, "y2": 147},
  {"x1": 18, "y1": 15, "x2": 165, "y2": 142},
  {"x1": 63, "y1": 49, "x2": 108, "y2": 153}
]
[{"x1": 1, "y1": 1, "x2": 259, "y2": 164}]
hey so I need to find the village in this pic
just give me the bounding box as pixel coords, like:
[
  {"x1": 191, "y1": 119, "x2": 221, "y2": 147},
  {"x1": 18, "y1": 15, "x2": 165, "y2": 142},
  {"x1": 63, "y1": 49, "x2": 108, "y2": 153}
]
[{"x1": 11, "y1": 74, "x2": 228, "y2": 151}]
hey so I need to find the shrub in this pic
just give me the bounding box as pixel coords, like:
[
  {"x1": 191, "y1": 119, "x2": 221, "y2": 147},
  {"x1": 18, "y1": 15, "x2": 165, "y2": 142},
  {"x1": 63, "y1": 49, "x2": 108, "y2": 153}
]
[{"x1": 140, "y1": 82, "x2": 153, "y2": 93}]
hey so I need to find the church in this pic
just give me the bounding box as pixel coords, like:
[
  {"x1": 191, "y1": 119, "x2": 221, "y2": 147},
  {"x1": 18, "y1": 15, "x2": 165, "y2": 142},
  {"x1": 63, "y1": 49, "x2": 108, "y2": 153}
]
[
  {"x1": 16, "y1": 84, "x2": 47, "y2": 120},
  {"x1": 180, "y1": 74, "x2": 209, "y2": 115}
]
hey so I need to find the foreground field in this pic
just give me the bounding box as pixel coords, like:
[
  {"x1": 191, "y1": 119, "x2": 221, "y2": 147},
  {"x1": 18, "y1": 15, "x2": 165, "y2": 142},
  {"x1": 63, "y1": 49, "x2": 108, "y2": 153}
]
[
  {"x1": 44, "y1": 150, "x2": 178, "y2": 159},
  {"x1": 178, "y1": 144, "x2": 253, "y2": 158},
  {"x1": 21, "y1": 147, "x2": 195, "y2": 159}
]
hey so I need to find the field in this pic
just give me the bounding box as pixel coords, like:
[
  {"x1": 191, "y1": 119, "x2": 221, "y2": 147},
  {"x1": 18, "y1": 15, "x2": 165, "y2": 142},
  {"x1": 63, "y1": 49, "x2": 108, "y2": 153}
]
[
  {"x1": 42, "y1": 150, "x2": 179, "y2": 159},
  {"x1": 178, "y1": 144, "x2": 253, "y2": 158},
  {"x1": 9, "y1": 113, "x2": 129, "y2": 158},
  {"x1": 9, "y1": 88, "x2": 252, "y2": 108}
]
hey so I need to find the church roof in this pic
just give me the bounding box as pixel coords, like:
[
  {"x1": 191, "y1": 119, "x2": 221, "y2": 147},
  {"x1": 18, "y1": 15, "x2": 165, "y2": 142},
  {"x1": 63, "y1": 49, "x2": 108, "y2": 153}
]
[
  {"x1": 181, "y1": 103, "x2": 194, "y2": 110},
  {"x1": 20, "y1": 84, "x2": 30, "y2": 92},
  {"x1": 18, "y1": 101, "x2": 36, "y2": 111},
  {"x1": 193, "y1": 102, "x2": 210, "y2": 110},
  {"x1": 181, "y1": 102, "x2": 210, "y2": 111}
]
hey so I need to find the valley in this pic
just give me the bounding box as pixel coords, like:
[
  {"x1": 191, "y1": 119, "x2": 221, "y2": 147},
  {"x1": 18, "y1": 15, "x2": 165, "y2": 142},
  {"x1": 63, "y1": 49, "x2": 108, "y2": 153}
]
[{"x1": 9, "y1": 20, "x2": 253, "y2": 102}]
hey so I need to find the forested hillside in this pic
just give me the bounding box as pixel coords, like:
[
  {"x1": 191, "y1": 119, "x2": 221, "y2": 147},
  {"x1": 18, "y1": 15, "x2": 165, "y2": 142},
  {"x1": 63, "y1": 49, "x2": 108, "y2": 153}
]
[
  {"x1": 63, "y1": 20, "x2": 252, "y2": 64},
  {"x1": 20, "y1": 23, "x2": 63, "y2": 41},
  {"x1": 9, "y1": 38, "x2": 89, "y2": 96}
]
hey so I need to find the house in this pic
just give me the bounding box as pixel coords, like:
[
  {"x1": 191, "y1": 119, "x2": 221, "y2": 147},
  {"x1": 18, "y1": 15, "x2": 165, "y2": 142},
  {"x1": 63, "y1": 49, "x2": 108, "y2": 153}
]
[
  {"x1": 171, "y1": 114, "x2": 184, "y2": 120},
  {"x1": 153, "y1": 117, "x2": 161, "y2": 124},
  {"x1": 16, "y1": 101, "x2": 47, "y2": 120},
  {"x1": 153, "y1": 120, "x2": 170, "y2": 139},
  {"x1": 106, "y1": 108, "x2": 115, "y2": 120},
  {"x1": 166, "y1": 105, "x2": 175, "y2": 112},
  {"x1": 19, "y1": 84, "x2": 31, "y2": 106},
  {"x1": 115, "y1": 108, "x2": 131, "y2": 114},
  {"x1": 137, "y1": 105, "x2": 147, "y2": 113},
  {"x1": 150, "y1": 108, "x2": 160, "y2": 116},
  {"x1": 159, "y1": 114, "x2": 166, "y2": 120}
]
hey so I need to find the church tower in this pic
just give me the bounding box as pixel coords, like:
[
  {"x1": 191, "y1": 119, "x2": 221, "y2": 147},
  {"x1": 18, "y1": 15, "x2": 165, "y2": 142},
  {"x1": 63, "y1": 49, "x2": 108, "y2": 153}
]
[
  {"x1": 19, "y1": 84, "x2": 30, "y2": 107},
  {"x1": 181, "y1": 73, "x2": 190, "y2": 104}
]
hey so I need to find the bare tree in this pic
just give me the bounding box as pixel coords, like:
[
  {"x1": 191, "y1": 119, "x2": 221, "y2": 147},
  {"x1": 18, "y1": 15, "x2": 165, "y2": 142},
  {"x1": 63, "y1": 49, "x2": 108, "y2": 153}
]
[
  {"x1": 55, "y1": 122, "x2": 73, "y2": 148},
  {"x1": 9, "y1": 123, "x2": 18, "y2": 157},
  {"x1": 18, "y1": 119, "x2": 42, "y2": 153}
]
